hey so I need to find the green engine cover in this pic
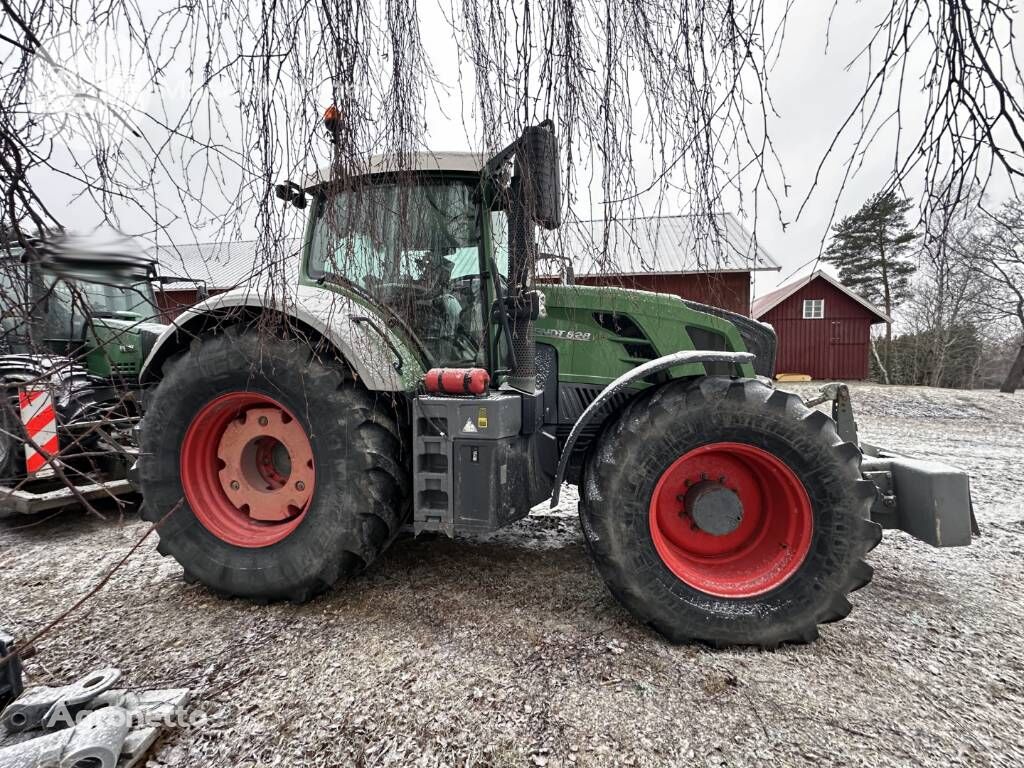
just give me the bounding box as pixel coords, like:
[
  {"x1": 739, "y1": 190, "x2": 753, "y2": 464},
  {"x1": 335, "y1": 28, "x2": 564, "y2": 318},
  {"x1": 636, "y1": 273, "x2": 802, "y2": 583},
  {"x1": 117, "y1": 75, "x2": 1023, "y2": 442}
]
[
  {"x1": 535, "y1": 284, "x2": 755, "y2": 387},
  {"x1": 83, "y1": 319, "x2": 161, "y2": 379}
]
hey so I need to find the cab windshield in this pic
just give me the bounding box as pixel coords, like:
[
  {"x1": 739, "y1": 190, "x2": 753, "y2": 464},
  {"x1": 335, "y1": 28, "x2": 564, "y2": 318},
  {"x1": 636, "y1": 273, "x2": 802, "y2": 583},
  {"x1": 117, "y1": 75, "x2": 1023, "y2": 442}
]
[
  {"x1": 77, "y1": 281, "x2": 158, "y2": 320},
  {"x1": 308, "y1": 179, "x2": 495, "y2": 366}
]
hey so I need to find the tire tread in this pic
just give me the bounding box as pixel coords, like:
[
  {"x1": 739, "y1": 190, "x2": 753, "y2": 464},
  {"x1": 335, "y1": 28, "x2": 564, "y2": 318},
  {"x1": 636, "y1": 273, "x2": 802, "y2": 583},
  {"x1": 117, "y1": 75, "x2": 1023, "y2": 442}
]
[{"x1": 580, "y1": 376, "x2": 876, "y2": 648}]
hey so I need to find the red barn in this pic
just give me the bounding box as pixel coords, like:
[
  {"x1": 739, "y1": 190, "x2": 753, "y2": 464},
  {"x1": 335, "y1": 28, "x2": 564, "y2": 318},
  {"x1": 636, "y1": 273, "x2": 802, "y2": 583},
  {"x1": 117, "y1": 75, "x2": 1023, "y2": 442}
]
[
  {"x1": 542, "y1": 214, "x2": 781, "y2": 315},
  {"x1": 751, "y1": 271, "x2": 891, "y2": 380}
]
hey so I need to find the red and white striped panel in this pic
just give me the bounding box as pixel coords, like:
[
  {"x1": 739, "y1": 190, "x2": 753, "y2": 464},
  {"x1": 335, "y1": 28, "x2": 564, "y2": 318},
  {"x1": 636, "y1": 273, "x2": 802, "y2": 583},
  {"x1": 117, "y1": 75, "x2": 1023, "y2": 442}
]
[{"x1": 18, "y1": 387, "x2": 58, "y2": 478}]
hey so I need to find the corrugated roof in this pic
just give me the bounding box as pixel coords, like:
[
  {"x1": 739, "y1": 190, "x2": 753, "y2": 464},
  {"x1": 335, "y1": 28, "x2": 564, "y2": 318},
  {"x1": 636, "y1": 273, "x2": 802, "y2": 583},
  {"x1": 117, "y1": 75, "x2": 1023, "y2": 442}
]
[
  {"x1": 152, "y1": 239, "x2": 301, "y2": 290},
  {"x1": 751, "y1": 270, "x2": 892, "y2": 323},
  {"x1": 540, "y1": 213, "x2": 781, "y2": 277}
]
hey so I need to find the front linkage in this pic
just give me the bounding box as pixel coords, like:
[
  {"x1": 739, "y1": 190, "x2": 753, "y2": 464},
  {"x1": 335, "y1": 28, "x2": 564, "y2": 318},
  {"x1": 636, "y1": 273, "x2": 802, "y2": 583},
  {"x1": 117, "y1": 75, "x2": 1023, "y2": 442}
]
[{"x1": 804, "y1": 382, "x2": 975, "y2": 547}]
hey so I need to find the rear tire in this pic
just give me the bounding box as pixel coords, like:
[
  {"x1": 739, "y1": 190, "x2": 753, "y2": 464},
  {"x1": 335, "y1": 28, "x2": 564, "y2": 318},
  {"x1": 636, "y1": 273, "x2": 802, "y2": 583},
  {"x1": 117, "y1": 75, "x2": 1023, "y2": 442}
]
[
  {"x1": 580, "y1": 376, "x2": 880, "y2": 647},
  {"x1": 1, "y1": 364, "x2": 107, "y2": 483},
  {"x1": 139, "y1": 330, "x2": 409, "y2": 602},
  {"x1": 0, "y1": 395, "x2": 20, "y2": 481}
]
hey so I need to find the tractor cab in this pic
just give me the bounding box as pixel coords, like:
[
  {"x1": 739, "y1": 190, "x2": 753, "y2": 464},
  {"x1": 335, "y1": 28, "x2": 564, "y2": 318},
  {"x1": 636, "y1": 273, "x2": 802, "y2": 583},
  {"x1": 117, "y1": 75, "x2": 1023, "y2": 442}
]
[
  {"x1": 37, "y1": 276, "x2": 159, "y2": 346},
  {"x1": 304, "y1": 166, "x2": 504, "y2": 369},
  {"x1": 1, "y1": 241, "x2": 161, "y2": 376},
  {"x1": 293, "y1": 122, "x2": 560, "y2": 394}
]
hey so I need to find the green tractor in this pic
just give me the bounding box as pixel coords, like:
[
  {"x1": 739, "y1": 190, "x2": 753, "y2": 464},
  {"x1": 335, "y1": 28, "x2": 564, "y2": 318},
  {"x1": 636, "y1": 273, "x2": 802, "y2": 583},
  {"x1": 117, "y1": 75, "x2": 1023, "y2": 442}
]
[
  {"x1": 134, "y1": 120, "x2": 973, "y2": 646},
  {"x1": 0, "y1": 239, "x2": 166, "y2": 515}
]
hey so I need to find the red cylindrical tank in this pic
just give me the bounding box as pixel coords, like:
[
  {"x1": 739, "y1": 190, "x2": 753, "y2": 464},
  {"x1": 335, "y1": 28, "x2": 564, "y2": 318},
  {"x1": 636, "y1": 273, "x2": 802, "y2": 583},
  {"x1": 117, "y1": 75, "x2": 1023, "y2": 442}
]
[{"x1": 423, "y1": 368, "x2": 490, "y2": 396}]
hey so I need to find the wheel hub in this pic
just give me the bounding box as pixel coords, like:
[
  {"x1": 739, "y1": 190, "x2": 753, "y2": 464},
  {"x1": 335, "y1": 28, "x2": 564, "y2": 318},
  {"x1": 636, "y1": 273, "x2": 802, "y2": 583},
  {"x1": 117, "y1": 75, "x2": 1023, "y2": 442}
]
[
  {"x1": 684, "y1": 481, "x2": 743, "y2": 536},
  {"x1": 179, "y1": 392, "x2": 316, "y2": 548},
  {"x1": 648, "y1": 442, "x2": 814, "y2": 598},
  {"x1": 216, "y1": 407, "x2": 314, "y2": 522}
]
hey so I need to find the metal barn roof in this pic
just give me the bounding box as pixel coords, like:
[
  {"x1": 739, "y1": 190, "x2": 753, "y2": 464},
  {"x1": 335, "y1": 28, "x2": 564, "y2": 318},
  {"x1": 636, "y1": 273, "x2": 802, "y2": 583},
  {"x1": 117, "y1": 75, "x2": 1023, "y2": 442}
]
[
  {"x1": 543, "y1": 213, "x2": 782, "y2": 277},
  {"x1": 152, "y1": 239, "x2": 300, "y2": 291},
  {"x1": 152, "y1": 212, "x2": 779, "y2": 291}
]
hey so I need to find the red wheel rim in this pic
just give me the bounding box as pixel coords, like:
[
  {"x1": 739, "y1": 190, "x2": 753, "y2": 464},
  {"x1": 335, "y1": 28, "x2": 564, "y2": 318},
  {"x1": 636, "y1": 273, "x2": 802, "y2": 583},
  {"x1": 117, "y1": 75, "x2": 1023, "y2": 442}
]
[
  {"x1": 180, "y1": 392, "x2": 315, "y2": 548},
  {"x1": 648, "y1": 442, "x2": 813, "y2": 598}
]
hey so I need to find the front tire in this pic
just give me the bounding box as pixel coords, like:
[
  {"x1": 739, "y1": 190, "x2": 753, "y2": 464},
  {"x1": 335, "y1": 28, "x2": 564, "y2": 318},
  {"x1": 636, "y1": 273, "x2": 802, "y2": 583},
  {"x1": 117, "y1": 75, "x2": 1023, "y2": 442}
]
[
  {"x1": 139, "y1": 330, "x2": 409, "y2": 602},
  {"x1": 580, "y1": 376, "x2": 880, "y2": 647}
]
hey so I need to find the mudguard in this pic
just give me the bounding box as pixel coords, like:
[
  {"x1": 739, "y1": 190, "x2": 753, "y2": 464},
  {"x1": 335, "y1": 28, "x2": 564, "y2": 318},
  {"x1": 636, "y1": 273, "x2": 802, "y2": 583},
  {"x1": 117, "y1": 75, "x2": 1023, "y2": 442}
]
[
  {"x1": 140, "y1": 283, "x2": 425, "y2": 391},
  {"x1": 549, "y1": 350, "x2": 755, "y2": 506}
]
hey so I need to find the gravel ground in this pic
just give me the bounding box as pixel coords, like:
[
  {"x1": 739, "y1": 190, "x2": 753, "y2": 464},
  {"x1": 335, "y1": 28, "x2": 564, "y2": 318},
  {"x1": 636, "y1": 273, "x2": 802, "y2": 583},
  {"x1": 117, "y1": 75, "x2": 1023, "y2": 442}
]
[{"x1": 2, "y1": 383, "x2": 1023, "y2": 767}]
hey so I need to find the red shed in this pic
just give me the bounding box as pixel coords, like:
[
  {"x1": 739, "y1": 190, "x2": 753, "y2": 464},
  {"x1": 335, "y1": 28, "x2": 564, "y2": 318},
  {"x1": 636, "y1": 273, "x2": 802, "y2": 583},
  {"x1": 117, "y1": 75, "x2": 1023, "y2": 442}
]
[{"x1": 751, "y1": 271, "x2": 891, "y2": 380}]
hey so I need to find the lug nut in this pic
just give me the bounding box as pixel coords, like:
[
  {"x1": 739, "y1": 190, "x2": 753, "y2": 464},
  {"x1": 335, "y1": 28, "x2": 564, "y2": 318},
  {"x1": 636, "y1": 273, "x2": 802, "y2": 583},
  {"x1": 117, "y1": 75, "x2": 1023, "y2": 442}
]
[
  {"x1": 295, "y1": 480, "x2": 305, "y2": 491},
  {"x1": 258, "y1": 415, "x2": 269, "y2": 427},
  {"x1": 230, "y1": 480, "x2": 240, "y2": 490}
]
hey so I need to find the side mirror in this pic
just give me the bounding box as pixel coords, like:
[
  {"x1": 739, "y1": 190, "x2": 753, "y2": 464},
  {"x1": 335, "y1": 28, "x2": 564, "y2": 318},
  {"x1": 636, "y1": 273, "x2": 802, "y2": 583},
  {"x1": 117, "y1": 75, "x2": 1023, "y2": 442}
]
[
  {"x1": 516, "y1": 121, "x2": 561, "y2": 230},
  {"x1": 274, "y1": 181, "x2": 307, "y2": 209}
]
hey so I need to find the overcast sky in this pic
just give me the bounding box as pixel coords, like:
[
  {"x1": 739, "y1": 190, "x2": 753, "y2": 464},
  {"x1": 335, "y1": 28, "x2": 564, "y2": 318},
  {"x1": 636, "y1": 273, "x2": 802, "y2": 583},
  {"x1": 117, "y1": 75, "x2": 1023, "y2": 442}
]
[{"x1": 28, "y1": 0, "x2": 1020, "y2": 298}]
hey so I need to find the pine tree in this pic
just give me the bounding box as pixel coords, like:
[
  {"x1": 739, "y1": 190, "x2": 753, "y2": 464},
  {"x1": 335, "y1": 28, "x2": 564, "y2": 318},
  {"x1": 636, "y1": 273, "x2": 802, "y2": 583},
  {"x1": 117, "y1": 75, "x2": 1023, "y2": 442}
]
[{"x1": 824, "y1": 190, "x2": 918, "y2": 353}]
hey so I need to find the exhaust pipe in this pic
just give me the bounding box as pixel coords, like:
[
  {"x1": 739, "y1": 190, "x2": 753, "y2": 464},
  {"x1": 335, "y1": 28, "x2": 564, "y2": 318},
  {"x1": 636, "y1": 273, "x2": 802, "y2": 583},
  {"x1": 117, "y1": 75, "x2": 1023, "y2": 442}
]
[
  {"x1": 505, "y1": 171, "x2": 538, "y2": 393},
  {"x1": 504, "y1": 122, "x2": 561, "y2": 394}
]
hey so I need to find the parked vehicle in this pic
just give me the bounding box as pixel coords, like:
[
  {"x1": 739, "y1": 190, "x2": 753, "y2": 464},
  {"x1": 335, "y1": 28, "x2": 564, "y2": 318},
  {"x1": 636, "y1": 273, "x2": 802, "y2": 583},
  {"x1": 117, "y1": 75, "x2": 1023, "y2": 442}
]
[
  {"x1": 132, "y1": 118, "x2": 973, "y2": 646},
  {"x1": 0, "y1": 239, "x2": 164, "y2": 515}
]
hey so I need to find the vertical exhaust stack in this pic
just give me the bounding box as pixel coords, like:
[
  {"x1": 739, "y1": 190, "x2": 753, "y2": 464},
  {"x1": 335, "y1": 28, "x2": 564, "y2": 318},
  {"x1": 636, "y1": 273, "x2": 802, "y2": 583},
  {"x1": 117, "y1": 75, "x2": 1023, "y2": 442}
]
[
  {"x1": 506, "y1": 121, "x2": 561, "y2": 393},
  {"x1": 505, "y1": 171, "x2": 537, "y2": 393}
]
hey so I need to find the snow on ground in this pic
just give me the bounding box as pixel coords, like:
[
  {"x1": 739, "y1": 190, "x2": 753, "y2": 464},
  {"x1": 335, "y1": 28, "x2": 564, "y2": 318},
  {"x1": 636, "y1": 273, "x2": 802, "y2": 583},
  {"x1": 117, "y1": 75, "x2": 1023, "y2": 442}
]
[{"x1": 1, "y1": 383, "x2": 1023, "y2": 766}]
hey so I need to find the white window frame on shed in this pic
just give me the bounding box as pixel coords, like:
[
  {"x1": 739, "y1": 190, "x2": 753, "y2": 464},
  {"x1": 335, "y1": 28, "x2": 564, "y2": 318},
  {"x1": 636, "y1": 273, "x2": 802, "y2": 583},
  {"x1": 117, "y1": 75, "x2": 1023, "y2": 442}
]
[{"x1": 802, "y1": 298, "x2": 824, "y2": 319}]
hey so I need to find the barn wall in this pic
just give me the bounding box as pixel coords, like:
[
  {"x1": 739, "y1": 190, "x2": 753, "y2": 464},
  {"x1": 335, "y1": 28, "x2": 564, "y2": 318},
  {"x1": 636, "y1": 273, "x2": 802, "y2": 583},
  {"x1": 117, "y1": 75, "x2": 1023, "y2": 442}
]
[
  {"x1": 155, "y1": 288, "x2": 228, "y2": 322},
  {"x1": 155, "y1": 289, "x2": 199, "y2": 322},
  {"x1": 759, "y1": 277, "x2": 876, "y2": 380},
  {"x1": 571, "y1": 272, "x2": 751, "y2": 315}
]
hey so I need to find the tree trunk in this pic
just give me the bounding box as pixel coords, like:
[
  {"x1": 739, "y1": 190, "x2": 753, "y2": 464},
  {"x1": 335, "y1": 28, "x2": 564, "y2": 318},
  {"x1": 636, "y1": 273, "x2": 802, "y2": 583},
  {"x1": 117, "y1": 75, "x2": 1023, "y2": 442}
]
[
  {"x1": 880, "y1": 244, "x2": 893, "y2": 374},
  {"x1": 1000, "y1": 343, "x2": 1024, "y2": 394},
  {"x1": 930, "y1": 328, "x2": 948, "y2": 388},
  {"x1": 871, "y1": 336, "x2": 890, "y2": 385}
]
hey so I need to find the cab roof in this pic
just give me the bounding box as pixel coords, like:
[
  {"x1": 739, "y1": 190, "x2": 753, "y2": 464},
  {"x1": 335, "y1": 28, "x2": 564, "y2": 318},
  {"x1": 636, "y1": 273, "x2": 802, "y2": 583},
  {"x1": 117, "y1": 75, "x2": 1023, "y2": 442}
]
[{"x1": 303, "y1": 151, "x2": 485, "y2": 190}]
